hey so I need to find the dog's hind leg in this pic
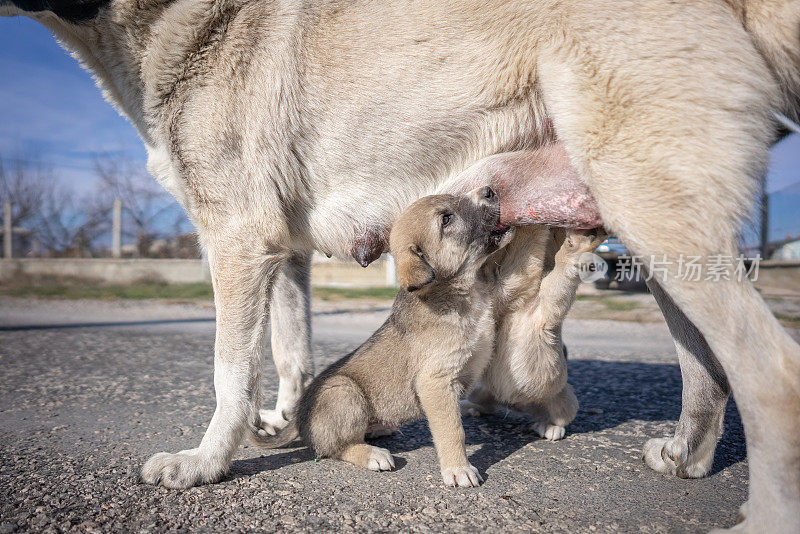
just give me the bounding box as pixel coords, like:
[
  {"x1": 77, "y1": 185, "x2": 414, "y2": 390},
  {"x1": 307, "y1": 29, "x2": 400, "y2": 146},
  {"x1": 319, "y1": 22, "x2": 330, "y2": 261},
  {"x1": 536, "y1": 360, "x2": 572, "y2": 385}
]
[
  {"x1": 540, "y1": 7, "x2": 800, "y2": 526},
  {"x1": 140, "y1": 237, "x2": 285, "y2": 488},
  {"x1": 256, "y1": 252, "x2": 314, "y2": 437},
  {"x1": 643, "y1": 277, "x2": 729, "y2": 479}
]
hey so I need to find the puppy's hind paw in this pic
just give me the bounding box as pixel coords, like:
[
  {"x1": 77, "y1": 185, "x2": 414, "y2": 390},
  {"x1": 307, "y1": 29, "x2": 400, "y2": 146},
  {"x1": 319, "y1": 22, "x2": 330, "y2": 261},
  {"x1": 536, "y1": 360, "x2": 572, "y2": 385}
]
[
  {"x1": 532, "y1": 422, "x2": 566, "y2": 441},
  {"x1": 365, "y1": 446, "x2": 395, "y2": 471},
  {"x1": 441, "y1": 464, "x2": 483, "y2": 488}
]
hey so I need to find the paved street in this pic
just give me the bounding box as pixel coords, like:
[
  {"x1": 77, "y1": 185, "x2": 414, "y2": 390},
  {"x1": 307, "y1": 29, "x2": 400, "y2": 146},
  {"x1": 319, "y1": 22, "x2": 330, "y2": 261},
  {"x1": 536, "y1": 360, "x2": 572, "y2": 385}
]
[{"x1": 0, "y1": 296, "x2": 754, "y2": 532}]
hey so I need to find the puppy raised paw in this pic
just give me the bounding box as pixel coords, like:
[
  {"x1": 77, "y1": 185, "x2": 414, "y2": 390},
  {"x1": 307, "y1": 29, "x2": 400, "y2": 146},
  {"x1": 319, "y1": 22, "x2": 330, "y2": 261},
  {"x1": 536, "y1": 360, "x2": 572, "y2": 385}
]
[{"x1": 562, "y1": 228, "x2": 608, "y2": 256}]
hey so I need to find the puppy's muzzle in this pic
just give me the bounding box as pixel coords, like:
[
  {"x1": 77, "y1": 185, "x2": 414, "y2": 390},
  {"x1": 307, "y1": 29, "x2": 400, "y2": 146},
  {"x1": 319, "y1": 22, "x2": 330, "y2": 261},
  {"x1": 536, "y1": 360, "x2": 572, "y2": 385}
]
[{"x1": 470, "y1": 186, "x2": 513, "y2": 248}]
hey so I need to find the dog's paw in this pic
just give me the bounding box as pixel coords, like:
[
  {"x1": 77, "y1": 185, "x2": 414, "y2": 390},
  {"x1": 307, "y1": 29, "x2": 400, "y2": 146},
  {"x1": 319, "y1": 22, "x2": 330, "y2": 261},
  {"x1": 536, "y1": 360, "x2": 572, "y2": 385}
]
[
  {"x1": 563, "y1": 228, "x2": 608, "y2": 255},
  {"x1": 256, "y1": 408, "x2": 290, "y2": 437},
  {"x1": 459, "y1": 399, "x2": 489, "y2": 418},
  {"x1": 642, "y1": 437, "x2": 710, "y2": 479},
  {"x1": 441, "y1": 464, "x2": 483, "y2": 488},
  {"x1": 139, "y1": 449, "x2": 227, "y2": 489},
  {"x1": 365, "y1": 446, "x2": 395, "y2": 471},
  {"x1": 532, "y1": 422, "x2": 566, "y2": 441}
]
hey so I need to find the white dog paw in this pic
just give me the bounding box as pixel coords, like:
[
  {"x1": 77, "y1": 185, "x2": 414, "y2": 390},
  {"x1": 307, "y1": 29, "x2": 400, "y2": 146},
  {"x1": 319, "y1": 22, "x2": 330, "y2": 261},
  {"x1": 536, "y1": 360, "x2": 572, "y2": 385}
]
[
  {"x1": 642, "y1": 437, "x2": 710, "y2": 479},
  {"x1": 441, "y1": 464, "x2": 483, "y2": 487},
  {"x1": 365, "y1": 446, "x2": 395, "y2": 471},
  {"x1": 139, "y1": 448, "x2": 226, "y2": 489},
  {"x1": 532, "y1": 422, "x2": 566, "y2": 441},
  {"x1": 643, "y1": 437, "x2": 681, "y2": 475},
  {"x1": 256, "y1": 408, "x2": 290, "y2": 437}
]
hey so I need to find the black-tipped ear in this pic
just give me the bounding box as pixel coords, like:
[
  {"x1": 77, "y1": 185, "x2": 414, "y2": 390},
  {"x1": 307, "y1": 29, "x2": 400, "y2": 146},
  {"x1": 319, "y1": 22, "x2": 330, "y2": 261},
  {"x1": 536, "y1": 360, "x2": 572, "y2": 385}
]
[{"x1": 396, "y1": 246, "x2": 435, "y2": 292}]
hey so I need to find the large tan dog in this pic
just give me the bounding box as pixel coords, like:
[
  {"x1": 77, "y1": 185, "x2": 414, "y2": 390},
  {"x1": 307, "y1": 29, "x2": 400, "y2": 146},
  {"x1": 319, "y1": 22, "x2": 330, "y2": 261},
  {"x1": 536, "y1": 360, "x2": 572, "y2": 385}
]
[
  {"x1": 256, "y1": 189, "x2": 514, "y2": 487},
  {"x1": 3, "y1": 1, "x2": 798, "y2": 531}
]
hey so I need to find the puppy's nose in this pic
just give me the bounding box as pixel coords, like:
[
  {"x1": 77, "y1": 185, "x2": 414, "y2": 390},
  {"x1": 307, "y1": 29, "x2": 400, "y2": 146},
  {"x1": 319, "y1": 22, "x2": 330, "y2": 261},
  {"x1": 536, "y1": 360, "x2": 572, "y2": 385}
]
[{"x1": 470, "y1": 186, "x2": 497, "y2": 203}]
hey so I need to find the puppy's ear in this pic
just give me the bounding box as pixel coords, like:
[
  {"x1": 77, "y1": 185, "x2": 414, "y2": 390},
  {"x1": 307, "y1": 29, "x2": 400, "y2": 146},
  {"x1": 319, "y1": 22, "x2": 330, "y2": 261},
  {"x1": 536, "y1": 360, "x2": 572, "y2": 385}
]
[{"x1": 396, "y1": 246, "x2": 435, "y2": 292}]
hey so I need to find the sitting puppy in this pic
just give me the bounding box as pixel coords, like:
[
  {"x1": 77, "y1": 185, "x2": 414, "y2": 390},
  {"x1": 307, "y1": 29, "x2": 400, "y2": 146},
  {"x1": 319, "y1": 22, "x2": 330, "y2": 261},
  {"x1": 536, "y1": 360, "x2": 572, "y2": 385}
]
[
  {"x1": 462, "y1": 226, "x2": 607, "y2": 440},
  {"x1": 254, "y1": 187, "x2": 514, "y2": 487}
]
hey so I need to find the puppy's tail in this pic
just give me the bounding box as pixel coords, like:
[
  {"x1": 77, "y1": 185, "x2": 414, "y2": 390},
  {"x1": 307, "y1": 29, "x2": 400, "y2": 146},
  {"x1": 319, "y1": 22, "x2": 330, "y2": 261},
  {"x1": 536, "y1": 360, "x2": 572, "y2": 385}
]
[{"x1": 250, "y1": 420, "x2": 300, "y2": 449}]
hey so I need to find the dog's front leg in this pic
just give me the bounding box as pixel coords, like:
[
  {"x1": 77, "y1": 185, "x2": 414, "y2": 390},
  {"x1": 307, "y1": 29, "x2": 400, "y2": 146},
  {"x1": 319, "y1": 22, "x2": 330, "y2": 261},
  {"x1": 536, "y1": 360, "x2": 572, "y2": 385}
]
[
  {"x1": 416, "y1": 375, "x2": 483, "y2": 488},
  {"x1": 256, "y1": 252, "x2": 314, "y2": 436},
  {"x1": 140, "y1": 237, "x2": 284, "y2": 488},
  {"x1": 642, "y1": 277, "x2": 729, "y2": 479}
]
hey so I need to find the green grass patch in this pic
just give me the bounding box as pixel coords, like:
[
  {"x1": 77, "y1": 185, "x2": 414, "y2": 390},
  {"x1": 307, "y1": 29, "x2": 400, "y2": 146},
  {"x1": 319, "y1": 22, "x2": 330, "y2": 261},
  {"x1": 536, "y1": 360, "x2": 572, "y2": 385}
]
[
  {"x1": 775, "y1": 313, "x2": 800, "y2": 326},
  {"x1": 597, "y1": 297, "x2": 641, "y2": 312},
  {"x1": 0, "y1": 279, "x2": 214, "y2": 300},
  {"x1": 312, "y1": 286, "x2": 398, "y2": 301},
  {"x1": 575, "y1": 294, "x2": 641, "y2": 312},
  {"x1": 0, "y1": 275, "x2": 399, "y2": 301}
]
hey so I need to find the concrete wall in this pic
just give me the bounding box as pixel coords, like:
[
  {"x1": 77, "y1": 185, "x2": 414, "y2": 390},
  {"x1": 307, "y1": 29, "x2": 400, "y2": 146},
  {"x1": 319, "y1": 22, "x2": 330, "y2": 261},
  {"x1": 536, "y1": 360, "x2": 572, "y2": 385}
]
[
  {"x1": 754, "y1": 261, "x2": 800, "y2": 295},
  {"x1": 1, "y1": 257, "x2": 796, "y2": 292},
  {"x1": 0, "y1": 255, "x2": 398, "y2": 288},
  {"x1": 0, "y1": 258, "x2": 211, "y2": 284}
]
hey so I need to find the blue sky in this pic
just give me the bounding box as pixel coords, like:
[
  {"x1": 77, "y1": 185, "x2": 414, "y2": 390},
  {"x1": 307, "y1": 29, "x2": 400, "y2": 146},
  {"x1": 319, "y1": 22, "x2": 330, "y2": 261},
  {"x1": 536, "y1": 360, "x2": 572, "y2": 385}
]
[{"x1": 1, "y1": 16, "x2": 798, "y2": 198}]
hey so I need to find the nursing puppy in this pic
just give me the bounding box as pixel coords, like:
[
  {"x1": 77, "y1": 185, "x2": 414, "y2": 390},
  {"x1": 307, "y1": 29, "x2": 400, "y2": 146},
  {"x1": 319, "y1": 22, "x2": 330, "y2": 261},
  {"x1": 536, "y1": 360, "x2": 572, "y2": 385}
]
[
  {"x1": 255, "y1": 188, "x2": 514, "y2": 487},
  {"x1": 463, "y1": 226, "x2": 607, "y2": 440}
]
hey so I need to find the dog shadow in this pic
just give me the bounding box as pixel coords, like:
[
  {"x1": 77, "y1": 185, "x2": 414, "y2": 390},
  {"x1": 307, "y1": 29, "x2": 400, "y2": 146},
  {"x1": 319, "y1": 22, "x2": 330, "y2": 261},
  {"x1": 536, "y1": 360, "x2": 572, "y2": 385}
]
[{"x1": 235, "y1": 359, "x2": 745, "y2": 481}]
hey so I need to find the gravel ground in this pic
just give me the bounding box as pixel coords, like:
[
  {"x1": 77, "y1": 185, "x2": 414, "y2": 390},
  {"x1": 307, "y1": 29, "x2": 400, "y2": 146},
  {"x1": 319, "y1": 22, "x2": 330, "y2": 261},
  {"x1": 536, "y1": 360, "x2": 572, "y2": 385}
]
[{"x1": 0, "y1": 296, "x2": 764, "y2": 533}]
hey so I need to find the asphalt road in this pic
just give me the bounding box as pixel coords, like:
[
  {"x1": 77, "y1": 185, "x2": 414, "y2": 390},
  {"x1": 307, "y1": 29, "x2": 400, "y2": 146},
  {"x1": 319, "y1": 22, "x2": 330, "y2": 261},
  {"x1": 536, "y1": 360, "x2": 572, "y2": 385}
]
[{"x1": 0, "y1": 297, "x2": 753, "y2": 533}]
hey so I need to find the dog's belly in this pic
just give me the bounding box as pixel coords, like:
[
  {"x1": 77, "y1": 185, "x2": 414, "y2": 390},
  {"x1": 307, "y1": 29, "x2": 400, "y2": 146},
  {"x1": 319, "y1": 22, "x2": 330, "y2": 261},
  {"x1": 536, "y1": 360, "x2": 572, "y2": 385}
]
[{"x1": 342, "y1": 143, "x2": 602, "y2": 266}]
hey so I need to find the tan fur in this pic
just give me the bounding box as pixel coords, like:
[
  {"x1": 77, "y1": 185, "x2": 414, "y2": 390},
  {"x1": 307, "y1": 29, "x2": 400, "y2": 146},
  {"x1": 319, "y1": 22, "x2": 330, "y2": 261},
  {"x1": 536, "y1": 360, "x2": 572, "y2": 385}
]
[
  {"x1": 463, "y1": 227, "x2": 606, "y2": 440},
  {"x1": 4, "y1": 1, "x2": 799, "y2": 529},
  {"x1": 254, "y1": 190, "x2": 514, "y2": 487}
]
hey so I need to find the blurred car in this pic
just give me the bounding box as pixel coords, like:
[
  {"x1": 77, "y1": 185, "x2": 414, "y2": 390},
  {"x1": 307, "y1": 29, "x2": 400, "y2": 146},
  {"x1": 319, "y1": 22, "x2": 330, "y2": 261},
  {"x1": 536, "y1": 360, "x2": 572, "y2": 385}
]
[
  {"x1": 593, "y1": 237, "x2": 646, "y2": 290},
  {"x1": 595, "y1": 237, "x2": 629, "y2": 259}
]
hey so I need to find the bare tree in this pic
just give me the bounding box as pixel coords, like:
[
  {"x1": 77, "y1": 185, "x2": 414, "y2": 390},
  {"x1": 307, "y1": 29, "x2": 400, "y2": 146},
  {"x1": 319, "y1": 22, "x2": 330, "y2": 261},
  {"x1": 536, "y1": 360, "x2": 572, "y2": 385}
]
[
  {"x1": 34, "y1": 183, "x2": 109, "y2": 257},
  {"x1": 1, "y1": 153, "x2": 109, "y2": 256},
  {"x1": 0, "y1": 153, "x2": 47, "y2": 230}
]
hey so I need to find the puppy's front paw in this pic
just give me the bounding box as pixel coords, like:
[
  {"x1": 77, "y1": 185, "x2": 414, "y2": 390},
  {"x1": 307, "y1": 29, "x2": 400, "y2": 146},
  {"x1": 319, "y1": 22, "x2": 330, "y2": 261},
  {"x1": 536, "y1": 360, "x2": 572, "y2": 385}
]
[
  {"x1": 441, "y1": 465, "x2": 483, "y2": 487},
  {"x1": 532, "y1": 422, "x2": 566, "y2": 441},
  {"x1": 563, "y1": 228, "x2": 608, "y2": 255},
  {"x1": 140, "y1": 449, "x2": 227, "y2": 489}
]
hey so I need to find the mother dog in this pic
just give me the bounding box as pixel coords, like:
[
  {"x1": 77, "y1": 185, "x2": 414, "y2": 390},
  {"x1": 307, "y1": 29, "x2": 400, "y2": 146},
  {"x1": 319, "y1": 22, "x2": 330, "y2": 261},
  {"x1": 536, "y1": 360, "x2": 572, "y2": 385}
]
[{"x1": 2, "y1": 1, "x2": 798, "y2": 531}]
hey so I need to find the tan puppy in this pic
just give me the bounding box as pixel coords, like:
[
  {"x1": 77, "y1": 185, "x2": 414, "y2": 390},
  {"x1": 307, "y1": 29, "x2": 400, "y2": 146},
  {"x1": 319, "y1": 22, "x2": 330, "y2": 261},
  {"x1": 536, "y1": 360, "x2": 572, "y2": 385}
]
[
  {"x1": 254, "y1": 188, "x2": 514, "y2": 487},
  {"x1": 463, "y1": 227, "x2": 607, "y2": 440}
]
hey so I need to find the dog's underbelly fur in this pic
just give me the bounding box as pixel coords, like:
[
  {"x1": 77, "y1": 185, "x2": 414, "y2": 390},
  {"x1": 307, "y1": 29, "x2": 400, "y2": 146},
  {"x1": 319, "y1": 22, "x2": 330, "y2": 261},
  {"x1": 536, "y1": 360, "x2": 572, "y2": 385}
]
[{"x1": 143, "y1": 1, "x2": 567, "y2": 260}]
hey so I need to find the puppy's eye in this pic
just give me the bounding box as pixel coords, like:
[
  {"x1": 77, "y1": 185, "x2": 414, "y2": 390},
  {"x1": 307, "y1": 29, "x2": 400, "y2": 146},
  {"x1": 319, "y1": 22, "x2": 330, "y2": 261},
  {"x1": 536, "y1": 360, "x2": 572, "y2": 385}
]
[{"x1": 441, "y1": 214, "x2": 452, "y2": 228}]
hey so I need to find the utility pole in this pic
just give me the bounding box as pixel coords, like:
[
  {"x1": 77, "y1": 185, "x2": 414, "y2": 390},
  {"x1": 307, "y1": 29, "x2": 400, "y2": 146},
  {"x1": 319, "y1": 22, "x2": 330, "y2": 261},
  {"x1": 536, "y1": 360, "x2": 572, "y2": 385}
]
[
  {"x1": 3, "y1": 201, "x2": 11, "y2": 259},
  {"x1": 112, "y1": 198, "x2": 122, "y2": 258}
]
